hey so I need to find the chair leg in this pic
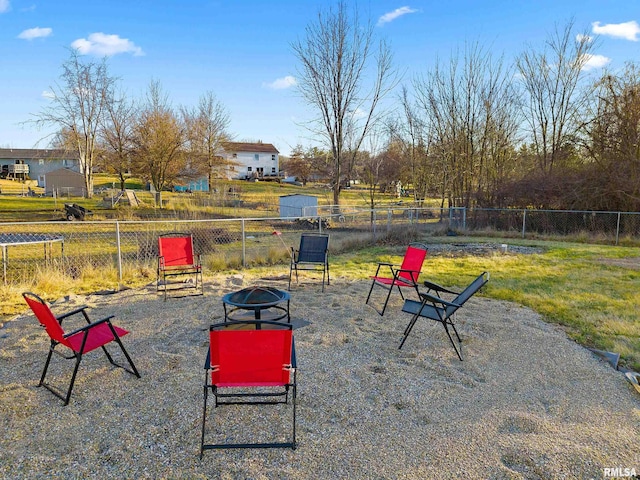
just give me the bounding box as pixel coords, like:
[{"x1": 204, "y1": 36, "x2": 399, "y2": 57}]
[
  {"x1": 443, "y1": 322, "x2": 463, "y2": 361},
  {"x1": 200, "y1": 385, "x2": 209, "y2": 459},
  {"x1": 365, "y1": 280, "x2": 376, "y2": 305},
  {"x1": 379, "y1": 284, "x2": 395, "y2": 316},
  {"x1": 109, "y1": 336, "x2": 141, "y2": 377},
  {"x1": 399, "y1": 313, "x2": 420, "y2": 349},
  {"x1": 291, "y1": 382, "x2": 297, "y2": 450},
  {"x1": 38, "y1": 343, "x2": 56, "y2": 387},
  {"x1": 63, "y1": 354, "x2": 83, "y2": 406}
]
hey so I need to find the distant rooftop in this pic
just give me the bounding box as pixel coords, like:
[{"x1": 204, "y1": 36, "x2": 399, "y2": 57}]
[
  {"x1": 221, "y1": 142, "x2": 279, "y2": 154},
  {"x1": 0, "y1": 148, "x2": 78, "y2": 160}
]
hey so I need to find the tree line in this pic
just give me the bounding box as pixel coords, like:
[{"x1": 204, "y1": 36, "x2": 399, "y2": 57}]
[
  {"x1": 288, "y1": 3, "x2": 640, "y2": 212},
  {"x1": 33, "y1": 2, "x2": 640, "y2": 213},
  {"x1": 33, "y1": 50, "x2": 231, "y2": 203}
]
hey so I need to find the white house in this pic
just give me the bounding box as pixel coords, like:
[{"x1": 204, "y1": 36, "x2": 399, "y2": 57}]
[{"x1": 219, "y1": 142, "x2": 279, "y2": 180}]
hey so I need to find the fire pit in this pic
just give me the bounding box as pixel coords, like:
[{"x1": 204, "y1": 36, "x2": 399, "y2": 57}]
[{"x1": 222, "y1": 286, "x2": 290, "y2": 323}]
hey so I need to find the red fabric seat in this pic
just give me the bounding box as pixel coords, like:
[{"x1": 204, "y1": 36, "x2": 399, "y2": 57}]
[
  {"x1": 66, "y1": 323, "x2": 129, "y2": 353},
  {"x1": 201, "y1": 320, "x2": 297, "y2": 455}
]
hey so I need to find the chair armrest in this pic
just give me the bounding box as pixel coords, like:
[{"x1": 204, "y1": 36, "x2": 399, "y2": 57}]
[
  {"x1": 419, "y1": 292, "x2": 461, "y2": 308},
  {"x1": 63, "y1": 315, "x2": 115, "y2": 338},
  {"x1": 394, "y1": 268, "x2": 420, "y2": 282},
  {"x1": 56, "y1": 305, "x2": 89, "y2": 321},
  {"x1": 423, "y1": 280, "x2": 459, "y2": 295},
  {"x1": 373, "y1": 262, "x2": 397, "y2": 277}
]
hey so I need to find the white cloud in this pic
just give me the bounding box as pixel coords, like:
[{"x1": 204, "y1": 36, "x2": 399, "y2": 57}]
[
  {"x1": 71, "y1": 32, "x2": 144, "y2": 57},
  {"x1": 377, "y1": 6, "x2": 418, "y2": 26},
  {"x1": 17, "y1": 27, "x2": 52, "y2": 40},
  {"x1": 582, "y1": 53, "x2": 611, "y2": 71},
  {"x1": 264, "y1": 75, "x2": 297, "y2": 90},
  {"x1": 592, "y1": 21, "x2": 640, "y2": 41},
  {"x1": 0, "y1": 0, "x2": 9, "y2": 13},
  {"x1": 41, "y1": 90, "x2": 55, "y2": 100}
]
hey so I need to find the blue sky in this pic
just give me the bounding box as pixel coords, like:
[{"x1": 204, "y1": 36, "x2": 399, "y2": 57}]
[{"x1": 1, "y1": 0, "x2": 638, "y2": 156}]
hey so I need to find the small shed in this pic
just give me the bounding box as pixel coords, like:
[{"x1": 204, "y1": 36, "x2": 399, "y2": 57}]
[
  {"x1": 44, "y1": 168, "x2": 86, "y2": 197},
  {"x1": 279, "y1": 194, "x2": 318, "y2": 218}
]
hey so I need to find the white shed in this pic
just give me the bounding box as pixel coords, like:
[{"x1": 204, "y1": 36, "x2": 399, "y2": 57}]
[{"x1": 279, "y1": 194, "x2": 318, "y2": 218}]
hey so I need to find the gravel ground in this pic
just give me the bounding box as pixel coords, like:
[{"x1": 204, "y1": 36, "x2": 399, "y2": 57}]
[{"x1": 1, "y1": 272, "x2": 639, "y2": 479}]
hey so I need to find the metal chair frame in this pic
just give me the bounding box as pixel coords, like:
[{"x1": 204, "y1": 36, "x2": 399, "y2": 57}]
[{"x1": 399, "y1": 272, "x2": 490, "y2": 360}]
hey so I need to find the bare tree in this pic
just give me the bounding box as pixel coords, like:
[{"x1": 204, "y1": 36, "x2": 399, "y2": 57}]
[
  {"x1": 131, "y1": 80, "x2": 186, "y2": 206},
  {"x1": 413, "y1": 43, "x2": 519, "y2": 208},
  {"x1": 32, "y1": 49, "x2": 116, "y2": 197},
  {"x1": 582, "y1": 63, "x2": 640, "y2": 210},
  {"x1": 182, "y1": 91, "x2": 231, "y2": 191},
  {"x1": 100, "y1": 89, "x2": 136, "y2": 191},
  {"x1": 516, "y1": 20, "x2": 595, "y2": 177},
  {"x1": 292, "y1": 1, "x2": 398, "y2": 207}
]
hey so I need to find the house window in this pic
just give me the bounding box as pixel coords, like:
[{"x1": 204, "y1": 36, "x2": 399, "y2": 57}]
[
  {"x1": 272, "y1": 167, "x2": 276, "y2": 173},
  {"x1": 232, "y1": 153, "x2": 237, "y2": 159},
  {"x1": 247, "y1": 167, "x2": 252, "y2": 172},
  {"x1": 271, "y1": 154, "x2": 276, "y2": 161},
  {"x1": 254, "y1": 154, "x2": 259, "y2": 161},
  {"x1": 39, "y1": 159, "x2": 44, "y2": 165}
]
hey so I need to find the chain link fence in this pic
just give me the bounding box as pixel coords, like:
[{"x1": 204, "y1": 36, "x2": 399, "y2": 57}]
[{"x1": 0, "y1": 206, "x2": 638, "y2": 285}]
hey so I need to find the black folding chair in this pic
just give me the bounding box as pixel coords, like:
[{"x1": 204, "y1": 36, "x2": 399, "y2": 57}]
[
  {"x1": 399, "y1": 272, "x2": 490, "y2": 360},
  {"x1": 289, "y1": 233, "x2": 330, "y2": 292}
]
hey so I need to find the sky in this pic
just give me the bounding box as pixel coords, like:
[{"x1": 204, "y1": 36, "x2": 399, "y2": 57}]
[{"x1": 0, "y1": 0, "x2": 639, "y2": 157}]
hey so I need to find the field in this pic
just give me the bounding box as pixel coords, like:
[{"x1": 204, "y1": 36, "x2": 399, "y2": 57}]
[{"x1": 0, "y1": 176, "x2": 638, "y2": 371}]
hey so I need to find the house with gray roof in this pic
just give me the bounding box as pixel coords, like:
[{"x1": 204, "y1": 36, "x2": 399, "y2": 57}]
[{"x1": 0, "y1": 148, "x2": 80, "y2": 187}]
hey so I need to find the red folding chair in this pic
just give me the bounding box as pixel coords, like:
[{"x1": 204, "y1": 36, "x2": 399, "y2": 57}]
[
  {"x1": 157, "y1": 233, "x2": 203, "y2": 300},
  {"x1": 22, "y1": 292, "x2": 140, "y2": 405},
  {"x1": 200, "y1": 320, "x2": 297, "y2": 456},
  {"x1": 365, "y1": 243, "x2": 428, "y2": 315}
]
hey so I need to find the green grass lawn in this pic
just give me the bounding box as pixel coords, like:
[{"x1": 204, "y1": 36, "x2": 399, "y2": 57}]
[{"x1": 318, "y1": 237, "x2": 640, "y2": 371}]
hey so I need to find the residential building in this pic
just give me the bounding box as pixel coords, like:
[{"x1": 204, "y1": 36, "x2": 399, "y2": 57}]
[
  {"x1": 0, "y1": 148, "x2": 80, "y2": 187},
  {"x1": 219, "y1": 142, "x2": 280, "y2": 180}
]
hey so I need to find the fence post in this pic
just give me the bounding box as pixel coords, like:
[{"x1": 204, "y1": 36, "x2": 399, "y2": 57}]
[
  {"x1": 522, "y1": 209, "x2": 527, "y2": 239},
  {"x1": 373, "y1": 209, "x2": 377, "y2": 241},
  {"x1": 616, "y1": 212, "x2": 621, "y2": 245},
  {"x1": 387, "y1": 208, "x2": 391, "y2": 233},
  {"x1": 115, "y1": 221, "x2": 123, "y2": 284},
  {"x1": 241, "y1": 219, "x2": 246, "y2": 268}
]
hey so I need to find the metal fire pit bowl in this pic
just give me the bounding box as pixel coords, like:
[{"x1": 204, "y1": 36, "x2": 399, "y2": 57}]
[{"x1": 222, "y1": 286, "x2": 291, "y2": 323}]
